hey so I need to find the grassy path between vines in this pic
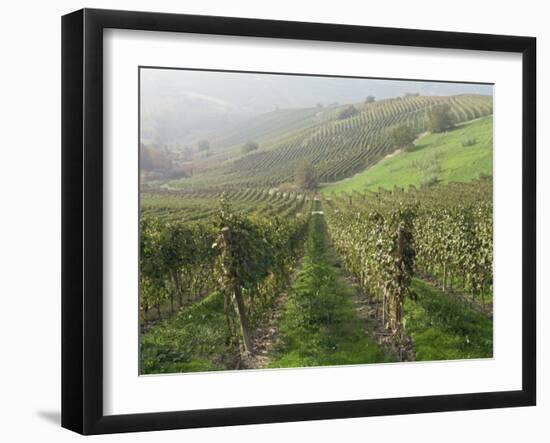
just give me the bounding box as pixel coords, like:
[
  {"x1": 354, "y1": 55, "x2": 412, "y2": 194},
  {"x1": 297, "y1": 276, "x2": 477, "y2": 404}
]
[
  {"x1": 268, "y1": 215, "x2": 393, "y2": 368},
  {"x1": 404, "y1": 279, "x2": 493, "y2": 361}
]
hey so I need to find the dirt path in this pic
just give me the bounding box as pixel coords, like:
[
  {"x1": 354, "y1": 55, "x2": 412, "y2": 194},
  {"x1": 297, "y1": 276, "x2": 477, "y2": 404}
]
[
  {"x1": 240, "y1": 255, "x2": 305, "y2": 370},
  {"x1": 239, "y1": 290, "x2": 289, "y2": 369}
]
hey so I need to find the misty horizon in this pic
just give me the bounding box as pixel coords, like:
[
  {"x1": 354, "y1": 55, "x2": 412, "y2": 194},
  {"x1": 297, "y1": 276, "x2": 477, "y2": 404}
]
[{"x1": 140, "y1": 68, "x2": 493, "y2": 147}]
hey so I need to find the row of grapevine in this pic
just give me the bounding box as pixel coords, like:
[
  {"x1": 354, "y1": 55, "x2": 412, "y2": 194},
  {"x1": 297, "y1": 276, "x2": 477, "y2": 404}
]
[
  {"x1": 214, "y1": 201, "x2": 309, "y2": 352},
  {"x1": 326, "y1": 203, "x2": 416, "y2": 336},
  {"x1": 411, "y1": 183, "x2": 493, "y2": 304},
  {"x1": 324, "y1": 179, "x2": 493, "y2": 338},
  {"x1": 140, "y1": 217, "x2": 217, "y2": 318},
  {"x1": 141, "y1": 187, "x2": 316, "y2": 223},
  {"x1": 140, "y1": 199, "x2": 310, "y2": 353},
  {"x1": 332, "y1": 181, "x2": 493, "y2": 303}
]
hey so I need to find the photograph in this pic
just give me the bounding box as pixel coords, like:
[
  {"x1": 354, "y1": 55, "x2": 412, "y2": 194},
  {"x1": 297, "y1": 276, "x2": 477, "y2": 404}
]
[{"x1": 139, "y1": 68, "x2": 494, "y2": 375}]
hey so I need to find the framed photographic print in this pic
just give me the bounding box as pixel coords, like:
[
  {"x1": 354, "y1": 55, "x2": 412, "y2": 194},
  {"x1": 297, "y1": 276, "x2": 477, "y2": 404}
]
[{"x1": 61, "y1": 8, "x2": 536, "y2": 435}]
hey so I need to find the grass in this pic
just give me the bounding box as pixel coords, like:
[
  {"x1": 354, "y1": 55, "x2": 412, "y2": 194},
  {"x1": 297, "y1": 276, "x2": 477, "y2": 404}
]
[
  {"x1": 140, "y1": 291, "x2": 232, "y2": 374},
  {"x1": 404, "y1": 279, "x2": 493, "y2": 361},
  {"x1": 269, "y1": 215, "x2": 392, "y2": 368},
  {"x1": 322, "y1": 116, "x2": 493, "y2": 194}
]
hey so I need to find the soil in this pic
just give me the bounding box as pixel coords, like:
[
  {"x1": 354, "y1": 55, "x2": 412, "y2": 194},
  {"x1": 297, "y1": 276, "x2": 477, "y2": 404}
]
[
  {"x1": 239, "y1": 290, "x2": 289, "y2": 369},
  {"x1": 239, "y1": 254, "x2": 305, "y2": 370}
]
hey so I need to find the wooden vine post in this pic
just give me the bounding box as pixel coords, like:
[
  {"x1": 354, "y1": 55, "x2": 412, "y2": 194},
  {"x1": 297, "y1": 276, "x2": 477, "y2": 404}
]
[{"x1": 218, "y1": 225, "x2": 253, "y2": 354}]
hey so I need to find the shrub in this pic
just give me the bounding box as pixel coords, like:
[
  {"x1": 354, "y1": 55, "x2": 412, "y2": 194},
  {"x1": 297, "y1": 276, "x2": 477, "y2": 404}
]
[
  {"x1": 197, "y1": 140, "x2": 210, "y2": 152},
  {"x1": 294, "y1": 160, "x2": 319, "y2": 190},
  {"x1": 390, "y1": 125, "x2": 416, "y2": 149},
  {"x1": 337, "y1": 105, "x2": 359, "y2": 120},
  {"x1": 429, "y1": 104, "x2": 454, "y2": 133},
  {"x1": 241, "y1": 141, "x2": 259, "y2": 154},
  {"x1": 461, "y1": 138, "x2": 477, "y2": 147}
]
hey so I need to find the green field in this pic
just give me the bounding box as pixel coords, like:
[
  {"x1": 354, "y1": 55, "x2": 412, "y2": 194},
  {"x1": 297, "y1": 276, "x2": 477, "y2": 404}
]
[
  {"x1": 404, "y1": 279, "x2": 493, "y2": 361},
  {"x1": 322, "y1": 116, "x2": 493, "y2": 194}
]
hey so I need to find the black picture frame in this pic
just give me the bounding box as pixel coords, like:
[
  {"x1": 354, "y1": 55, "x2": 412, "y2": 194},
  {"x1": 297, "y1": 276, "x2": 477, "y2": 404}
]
[{"x1": 61, "y1": 8, "x2": 536, "y2": 435}]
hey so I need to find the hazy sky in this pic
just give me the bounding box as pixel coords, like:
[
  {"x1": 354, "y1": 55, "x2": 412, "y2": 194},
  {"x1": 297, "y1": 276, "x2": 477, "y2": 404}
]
[{"x1": 140, "y1": 68, "x2": 493, "y2": 145}]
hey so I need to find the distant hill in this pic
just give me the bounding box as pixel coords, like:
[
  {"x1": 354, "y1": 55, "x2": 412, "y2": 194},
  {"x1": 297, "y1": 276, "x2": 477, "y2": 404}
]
[
  {"x1": 168, "y1": 94, "x2": 493, "y2": 189},
  {"x1": 208, "y1": 106, "x2": 334, "y2": 151},
  {"x1": 140, "y1": 68, "x2": 493, "y2": 146},
  {"x1": 322, "y1": 116, "x2": 493, "y2": 194}
]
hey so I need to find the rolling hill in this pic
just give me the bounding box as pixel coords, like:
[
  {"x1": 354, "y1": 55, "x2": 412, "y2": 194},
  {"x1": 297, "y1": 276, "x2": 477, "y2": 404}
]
[
  {"x1": 168, "y1": 94, "x2": 493, "y2": 189},
  {"x1": 322, "y1": 116, "x2": 493, "y2": 194}
]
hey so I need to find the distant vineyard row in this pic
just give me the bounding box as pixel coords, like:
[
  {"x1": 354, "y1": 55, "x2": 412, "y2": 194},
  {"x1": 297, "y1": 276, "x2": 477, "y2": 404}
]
[
  {"x1": 174, "y1": 94, "x2": 492, "y2": 189},
  {"x1": 140, "y1": 186, "x2": 317, "y2": 223}
]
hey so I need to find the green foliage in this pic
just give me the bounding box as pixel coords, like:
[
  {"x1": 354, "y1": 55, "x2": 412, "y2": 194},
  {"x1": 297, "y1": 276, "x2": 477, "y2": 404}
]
[
  {"x1": 295, "y1": 160, "x2": 319, "y2": 190},
  {"x1": 429, "y1": 103, "x2": 453, "y2": 133},
  {"x1": 326, "y1": 201, "x2": 417, "y2": 333},
  {"x1": 323, "y1": 179, "x2": 492, "y2": 358},
  {"x1": 140, "y1": 177, "x2": 493, "y2": 373},
  {"x1": 411, "y1": 153, "x2": 442, "y2": 187},
  {"x1": 140, "y1": 143, "x2": 180, "y2": 182},
  {"x1": 141, "y1": 291, "x2": 231, "y2": 374},
  {"x1": 462, "y1": 138, "x2": 477, "y2": 147},
  {"x1": 270, "y1": 215, "x2": 392, "y2": 368},
  {"x1": 140, "y1": 199, "x2": 310, "y2": 370},
  {"x1": 140, "y1": 187, "x2": 313, "y2": 224},
  {"x1": 140, "y1": 217, "x2": 169, "y2": 315},
  {"x1": 365, "y1": 95, "x2": 376, "y2": 104},
  {"x1": 325, "y1": 178, "x2": 493, "y2": 306},
  {"x1": 390, "y1": 125, "x2": 416, "y2": 149},
  {"x1": 414, "y1": 188, "x2": 493, "y2": 302},
  {"x1": 322, "y1": 116, "x2": 493, "y2": 194},
  {"x1": 212, "y1": 199, "x2": 309, "y2": 352},
  {"x1": 139, "y1": 216, "x2": 217, "y2": 318},
  {"x1": 404, "y1": 280, "x2": 493, "y2": 360},
  {"x1": 139, "y1": 94, "x2": 495, "y2": 373}
]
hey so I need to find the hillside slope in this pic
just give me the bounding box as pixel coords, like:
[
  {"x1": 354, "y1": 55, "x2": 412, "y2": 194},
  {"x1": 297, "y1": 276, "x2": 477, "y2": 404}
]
[
  {"x1": 209, "y1": 107, "x2": 332, "y2": 151},
  {"x1": 171, "y1": 95, "x2": 492, "y2": 190},
  {"x1": 322, "y1": 116, "x2": 493, "y2": 194}
]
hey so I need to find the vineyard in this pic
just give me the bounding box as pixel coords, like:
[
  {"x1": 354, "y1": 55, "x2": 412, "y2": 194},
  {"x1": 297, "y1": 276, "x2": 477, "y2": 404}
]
[
  {"x1": 168, "y1": 94, "x2": 492, "y2": 189},
  {"x1": 140, "y1": 88, "x2": 493, "y2": 374},
  {"x1": 141, "y1": 187, "x2": 316, "y2": 224},
  {"x1": 323, "y1": 115, "x2": 493, "y2": 193},
  {"x1": 140, "y1": 178, "x2": 493, "y2": 373}
]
